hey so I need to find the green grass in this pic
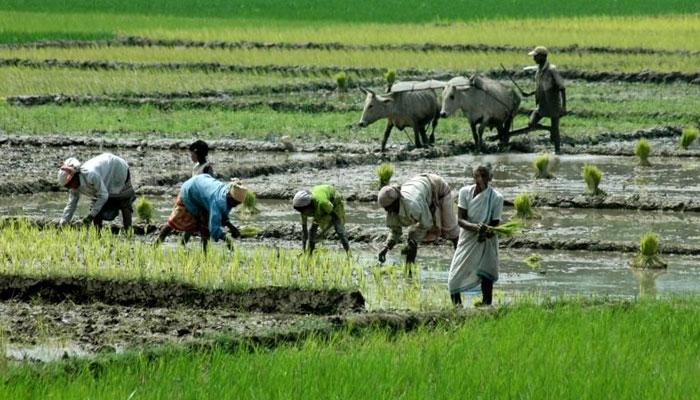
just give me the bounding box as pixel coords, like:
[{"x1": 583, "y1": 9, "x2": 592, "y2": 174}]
[
  {"x1": 0, "y1": 30, "x2": 115, "y2": 43},
  {"x1": 1, "y1": 11, "x2": 698, "y2": 50},
  {"x1": 0, "y1": 103, "x2": 693, "y2": 143},
  {"x1": 2, "y1": 299, "x2": 699, "y2": 399},
  {"x1": 2, "y1": 46, "x2": 699, "y2": 73},
  {"x1": 3, "y1": 0, "x2": 698, "y2": 22}
]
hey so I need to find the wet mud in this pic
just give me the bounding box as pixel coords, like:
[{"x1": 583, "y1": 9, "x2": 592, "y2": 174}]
[
  {"x1": 2, "y1": 58, "x2": 697, "y2": 84},
  {"x1": 4, "y1": 36, "x2": 696, "y2": 57},
  {"x1": 0, "y1": 274, "x2": 365, "y2": 315}
]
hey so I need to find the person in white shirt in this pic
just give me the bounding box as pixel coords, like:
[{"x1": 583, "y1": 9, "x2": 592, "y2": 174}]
[{"x1": 57, "y1": 153, "x2": 135, "y2": 229}]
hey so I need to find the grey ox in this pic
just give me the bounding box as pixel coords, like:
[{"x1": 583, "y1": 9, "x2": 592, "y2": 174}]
[
  {"x1": 358, "y1": 83, "x2": 440, "y2": 152},
  {"x1": 440, "y1": 75, "x2": 521, "y2": 152}
]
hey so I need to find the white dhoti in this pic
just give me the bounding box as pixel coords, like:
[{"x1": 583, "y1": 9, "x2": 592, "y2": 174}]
[{"x1": 448, "y1": 185, "x2": 504, "y2": 294}]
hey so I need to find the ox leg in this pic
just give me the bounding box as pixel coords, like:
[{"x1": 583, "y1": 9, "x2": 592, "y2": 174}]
[
  {"x1": 419, "y1": 125, "x2": 430, "y2": 148},
  {"x1": 381, "y1": 122, "x2": 394, "y2": 152},
  {"x1": 413, "y1": 127, "x2": 422, "y2": 148},
  {"x1": 469, "y1": 122, "x2": 480, "y2": 152},
  {"x1": 477, "y1": 124, "x2": 486, "y2": 152},
  {"x1": 429, "y1": 116, "x2": 438, "y2": 145}
]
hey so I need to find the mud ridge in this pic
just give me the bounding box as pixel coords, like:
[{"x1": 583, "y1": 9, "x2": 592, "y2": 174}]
[
  {"x1": 0, "y1": 274, "x2": 365, "y2": 315},
  {"x1": 3, "y1": 36, "x2": 697, "y2": 57},
  {"x1": 3, "y1": 58, "x2": 697, "y2": 84}
]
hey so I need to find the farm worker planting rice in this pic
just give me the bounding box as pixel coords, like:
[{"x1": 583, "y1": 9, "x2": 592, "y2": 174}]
[
  {"x1": 511, "y1": 46, "x2": 567, "y2": 154},
  {"x1": 293, "y1": 185, "x2": 350, "y2": 255},
  {"x1": 189, "y1": 140, "x2": 214, "y2": 176},
  {"x1": 58, "y1": 153, "x2": 136, "y2": 229},
  {"x1": 448, "y1": 164, "x2": 504, "y2": 307},
  {"x1": 156, "y1": 174, "x2": 245, "y2": 252},
  {"x1": 377, "y1": 173, "x2": 459, "y2": 265}
]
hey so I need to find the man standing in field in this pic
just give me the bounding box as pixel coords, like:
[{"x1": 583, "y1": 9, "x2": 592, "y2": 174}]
[
  {"x1": 156, "y1": 174, "x2": 244, "y2": 252},
  {"x1": 377, "y1": 173, "x2": 459, "y2": 264},
  {"x1": 512, "y1": 46, "x2": 567, "y2": 154},
  {"x1": 58, "y1": 153, "x2": 136, "y2": 229}
]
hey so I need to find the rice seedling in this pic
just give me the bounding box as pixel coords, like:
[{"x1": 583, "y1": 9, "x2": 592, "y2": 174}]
[
  {"x1": 582, "y1": 164, "x2": 605, "y2": 196},
  {"x1": 513, "y1": 193, "x2": 536, "y2": 220},
  {"x1": 134, "y1": 196, "x2": 155, "y2": 224},
  {"x1": 490, "y1": 220, "x2": 523, "y2": 237},
  {"x1": 631, "y1": 232, "x2": 667, "y2": 269},
  {"x1": 635, "y1": 138, "x2": 651, "y2": 166},
  {"x1": 532, "y1": 153, "x2": 553, "y2": 179},
  {"x1": 679, "y1": 127, "x2": 698, "y2": 149},
  {"x1": 384, "y1": 69, "x2": 396, "y2": 92},
  {"x1": 239, "y1": 225, "x2": 262, "y2": 237},
  {"x1": 523, "y1": 253, "x2": 543, "y2": 272},
  {"x1": 239, "y1": 191, "x2": 260, "y2": 215},
  {"x1": 335, "y1": 72, "x2": 348, "y2": 92},
  {"x1": 375, "y1": 162, "x2": 394, "y2": 188}
]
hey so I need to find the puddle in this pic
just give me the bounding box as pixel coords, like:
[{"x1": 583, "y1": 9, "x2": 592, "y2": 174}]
[{"x1": 4, "y1": 342, "x2": 92, "y2": 362}]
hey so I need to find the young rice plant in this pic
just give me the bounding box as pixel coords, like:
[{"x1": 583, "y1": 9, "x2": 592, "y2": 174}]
[
  {"x1": 134, "y1": 196, "x2": 155, "y2": 224},
  {"x1": 582, "y1": 164, "x2": 605, "y2": 196},
  {"x1": 635, "y1": 138, "x2": 651, "y2": 166},
  {"x1": 376, "y1": 162, "x2": 395, "y2": 188},
  {"x1": 533, "y1": 153, "x2": 553, "y2": 179},
  {"x1": 631, "y1": 232, "x2": 667, "y2": 269},
  {"x1": 680, "y1": 127, "x2": 698, "y2": 149}
]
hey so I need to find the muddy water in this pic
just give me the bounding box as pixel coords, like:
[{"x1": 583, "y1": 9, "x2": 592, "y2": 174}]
[{"x1": 246, "y1": 152, "x2": 700, "y2": 201}]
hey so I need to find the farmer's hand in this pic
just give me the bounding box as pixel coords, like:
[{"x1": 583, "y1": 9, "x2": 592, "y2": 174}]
[
  {"x1": 81, "y1": 215, "x2": 94, "y2": 225},
  {"x1": 224, "y1": 235, "x2": 235, "y2": 252},
  {"x1": 377, "y1": 247, "x2": 389, "y2": 263}
]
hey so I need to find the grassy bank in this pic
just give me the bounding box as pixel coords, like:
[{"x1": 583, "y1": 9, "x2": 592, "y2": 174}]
[{"x1": 2, "y1": 298, "x2": 699, "y2": 399}]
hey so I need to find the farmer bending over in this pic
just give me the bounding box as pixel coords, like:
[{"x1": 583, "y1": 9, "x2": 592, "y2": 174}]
[
  {"x1": 448, "y1": 165, "x2": 503, "y2": 307},
  {"x1": 156, "y1": 174, "x2": 244, "y2": 252},
  {"x1": 377, "y1": 173, "x2": 459, "y2": 264},
  {"x1": 293, "y1": 184, "x2": 350, "y2": 255},
  {"x1": 58, "y1": 153, "x2": 136, "y2": 229}
]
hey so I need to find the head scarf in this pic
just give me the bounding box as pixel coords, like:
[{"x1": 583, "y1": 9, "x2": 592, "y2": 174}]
[
  {"x1": 57, "y1": 157, "x2": 81, "y2": 186},
  {"x1": 292, "y1": 190, "x2": 312, "y2": 208},
  {"x1": 377, "y1": 185, "x2": 401, "y2": 208}
]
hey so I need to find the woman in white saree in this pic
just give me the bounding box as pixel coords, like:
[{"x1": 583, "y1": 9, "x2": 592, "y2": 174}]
[{"x1": 448, "y1": 165, "x2": 503, "y2": 306}]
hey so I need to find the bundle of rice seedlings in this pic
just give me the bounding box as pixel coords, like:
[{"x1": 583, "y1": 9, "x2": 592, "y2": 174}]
[
  {"x1": 635, "y1": 138, "x2": 651, "y2": 166},
  {"x1": 532, "y1": 153, "x2": 553, "y2": 179},
  {"x1": 384, "y1": 69, "x2": 396, "y2": 91},
  {"x1": 239, "y1": 225, "x2": 262, "y2": 238},
  {"x1": 134, "y1": 196, "x2": 154, "y2": 224},
  {"x1": 335, "y1": 72, "x2": 348, "y2": 92},
  {"x1": 239, "y1": 191, "x2": 260, "y2": 214},
  {"x1": 514, "y1": 192, "x2": 536, "y2": 219},
  {"x1": 490, "y1": 220, "x2": 523, "y2": 237},
  {"x1": 376, "y1": 162, "x2": 395, "y2": 188},
  {"x1": 582, "y1": 164, "x2": 605, "y2": 196},
  {"x1": 524, "y1": 253, "x2": 543, "y2": 272},
  {"x1": 631, "y1": 232, "x2": 667, "y2": 269},
  {"x1": 680, "y1": 127, "x2": 698, "y2": 149}
]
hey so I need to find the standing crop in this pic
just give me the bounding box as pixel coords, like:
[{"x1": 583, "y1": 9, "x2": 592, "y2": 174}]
[
  {"x1": 582, "y1": 164, "x2": 605, "y2": 196},
  {"x1": 679, "y1": 127, "x2": 698, "y2": 149},
  {"x1": 631, "y1": 232, "x2": 667, "y2": 269},
  {"x1": 635, "y1": 138, "x2": 651, "y2": 166},
  {"x1": 532, "y1": 153, "x2": 553, "y2": 179},
  {"x1": 134, "y1": 196, "x2": 155, "y2": 224},
  {"x1": 376, "y1": 163, "x2": 395, "y2": 188}
]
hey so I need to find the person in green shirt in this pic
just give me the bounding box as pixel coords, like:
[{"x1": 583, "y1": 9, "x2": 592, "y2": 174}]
[{"x1": 292, "y1": 185, "x2": 350, "y2": 255}]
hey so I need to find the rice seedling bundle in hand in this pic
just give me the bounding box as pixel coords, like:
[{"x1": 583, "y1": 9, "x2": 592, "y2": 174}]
[
  {"x1": 490, "y1": 220, "x2": 523, "y2": 237},
  {"x1": 679, "y1": 127, "x2": 698, "y2": 149},
  {"x1": 582, "y1": 164, "x2": 606, "y2": 196},
  {"x1": 635, "y1": 138, "x2": 651, "y2": 166},
  {"x1": 532, "y1": 153, "x2": 554, "y2": 179},
  {"x1": 134, "y1": 196, "x2": 155, "y2": 224},
  {"x1": 631, "y1": 232, "x2": 666, "y2": 269},
  {"x1": 514, "y1": 192, "x2": 536, "y2": 219},
  {"x1": 376, "y1": 162, "x2": 395, "y2": 188}
]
